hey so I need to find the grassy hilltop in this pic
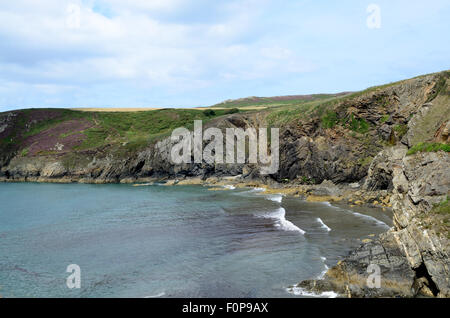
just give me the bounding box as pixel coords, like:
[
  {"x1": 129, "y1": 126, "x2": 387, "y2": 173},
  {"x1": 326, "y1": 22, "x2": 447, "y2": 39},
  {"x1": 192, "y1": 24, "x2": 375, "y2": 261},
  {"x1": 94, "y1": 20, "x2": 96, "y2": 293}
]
[{"x1": 1, "y1": 70, "x2": 449, "y2": 166}]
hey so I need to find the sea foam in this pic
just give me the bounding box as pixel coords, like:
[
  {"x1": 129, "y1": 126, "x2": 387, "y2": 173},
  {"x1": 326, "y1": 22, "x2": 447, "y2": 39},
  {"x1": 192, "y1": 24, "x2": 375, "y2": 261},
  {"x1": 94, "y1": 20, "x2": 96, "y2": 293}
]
[
  {"x1": 347, "y1": 210, "x2": 389, "y2": 228},
  {"x1": 267, "y1": 194, "x2": 283, "y2": 203},
  {"x1": 144, "y1": 292, "x2": 165, "y2": 298},
  {"x1": 286, "y1": 287, "x2": 337, "y2": 298},
  {"x1": 251, "y1": 187, "x2": 266, "y2": 192},
  {"x1": 316, "y1": 256, "x2": 329, "y2": 279},
  {"x1": 316, "y1": 218, "x2": 331, "y2": 232},
  {"x1": 262, "y1": 208, "x2": 305, "y2": 234}
]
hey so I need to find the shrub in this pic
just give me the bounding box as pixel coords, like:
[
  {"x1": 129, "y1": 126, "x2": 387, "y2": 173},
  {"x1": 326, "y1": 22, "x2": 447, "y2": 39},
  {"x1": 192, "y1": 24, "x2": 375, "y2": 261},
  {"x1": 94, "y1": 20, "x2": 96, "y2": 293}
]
[
  {"x1": 20, "y1": 148, "x2": 29, "y2": 157},
  {"x1": 321, "y1": 111, "x2": 338, "y2": 129},
  {"x1": 348, "y1": 115, "x2": 369, "y2": 133},
  {"x1": 226, "y1": 108, "x2": 239, "y2": 114},
  {"x1": 406, "y1": 142, "x2": 450, "y2": 156},
  {"x1": 380, "y1": 114, "x2": 389, "y2": 123},
  {"x1": 203, "y1": 109, "x2": 216, "y2": 117},
  {"x1": 426, "y1": 76, "x2": 447, "y2": 102},
  {"x1": 431, "y1": 196, "x2": 450, "y2": 215},
  {"x1": 393, "y1": 124, "x2": 408, "y2": 138}
]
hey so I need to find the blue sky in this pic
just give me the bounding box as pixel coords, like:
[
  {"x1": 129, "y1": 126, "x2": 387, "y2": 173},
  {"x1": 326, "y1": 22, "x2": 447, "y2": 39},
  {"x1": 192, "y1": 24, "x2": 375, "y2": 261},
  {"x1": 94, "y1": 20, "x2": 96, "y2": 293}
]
[{"x1": 0, "y1": 0, "x2": 449, "y2": 111}]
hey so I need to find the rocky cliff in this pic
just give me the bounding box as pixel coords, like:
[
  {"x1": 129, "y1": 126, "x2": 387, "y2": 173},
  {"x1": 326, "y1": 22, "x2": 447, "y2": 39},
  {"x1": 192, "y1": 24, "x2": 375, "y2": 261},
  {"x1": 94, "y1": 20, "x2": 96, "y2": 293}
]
[
  {"x1": 1, "y1": 71, "x2": 449, "y2": 297},
  {"x1": 292, "y1": 72, "x2": 450, "y2": 297},
  {"x1": 297, "y1": 148, "x2": 449, "y2": 297}
]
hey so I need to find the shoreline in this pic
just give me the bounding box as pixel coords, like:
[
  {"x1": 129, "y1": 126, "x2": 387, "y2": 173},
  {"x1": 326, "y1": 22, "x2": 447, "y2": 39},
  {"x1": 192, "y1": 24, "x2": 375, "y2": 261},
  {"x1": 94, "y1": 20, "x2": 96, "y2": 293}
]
[
  {"x1": 0, "y1": 174, "x2": 394, "y2": 211},
  {"x1": 0, "y1": 176, "x2": 393, "y2": 297},
  {"x1": 1, "y1": 173, "x2": 444, "y2": 298},
  {"x1": 0, "y1": 180, "x2": 385, "y2": 298}
]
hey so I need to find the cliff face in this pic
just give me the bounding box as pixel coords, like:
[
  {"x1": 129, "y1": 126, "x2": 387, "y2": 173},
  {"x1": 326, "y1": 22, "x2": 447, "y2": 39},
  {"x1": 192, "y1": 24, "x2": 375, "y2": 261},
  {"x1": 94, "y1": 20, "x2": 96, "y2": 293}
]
[
  {"x1": 0, "y1": 71, "x2": 449, "y2": 297},
  {"x1": 391, "y1": 151, "x2": 449, "y2": 296},
  {"x1": 298, "y1": 149, "x2": 449, "y2": 297},
  {"x1": 1, "y1": 72, "x2": 447, "y2": 184},
  {"x1": 293, "y1": 72, "x2": 450, "y2": 297}
]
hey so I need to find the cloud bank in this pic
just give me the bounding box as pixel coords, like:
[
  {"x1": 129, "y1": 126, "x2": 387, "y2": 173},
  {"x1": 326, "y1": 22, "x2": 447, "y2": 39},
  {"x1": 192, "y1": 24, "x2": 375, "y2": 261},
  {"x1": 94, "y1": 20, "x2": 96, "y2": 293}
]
[{"x1": 0, "y1": 0, "x2": 449, "y2": 110}]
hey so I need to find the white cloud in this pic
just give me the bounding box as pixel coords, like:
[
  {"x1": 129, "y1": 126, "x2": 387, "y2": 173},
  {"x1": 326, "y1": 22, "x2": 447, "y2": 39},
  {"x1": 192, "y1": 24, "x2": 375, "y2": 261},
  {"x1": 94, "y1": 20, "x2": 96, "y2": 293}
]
[
  {"x1": 100, "y1": 0, "x2": 185, "y2": 12},
  {"x1": 2, "y1": 0, "x2": 445, "y2": 109},
  {"x1": 0, "y1": 0, "x2": 314, "y2": 98},
  {"x1": 260, "y1": 47, "x2": 293, "y2": 60}
]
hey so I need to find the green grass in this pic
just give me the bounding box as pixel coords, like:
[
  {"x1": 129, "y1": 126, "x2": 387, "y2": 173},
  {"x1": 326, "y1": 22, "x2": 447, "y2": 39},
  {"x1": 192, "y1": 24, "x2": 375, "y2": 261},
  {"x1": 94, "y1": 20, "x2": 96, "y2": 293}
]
[
  {"x1": 357, "y1": 156, "x2": 374, "y2": 167},
  {"x1": 426, "y1": 75, "x2": 448, "y2": 102},
  {"x1": 380, "y1": 114, "x2": 390, "y2": 123},
  {"x1": 321, "y1": 111, "x2": 339, "y2": 129},
  {"x1": 423, "y1": 196, "x2": 450, "y2": 239},
  {"x1": 393, "y1": 124, "x2": 408, "y2": 139},
  {"x1": 432, "y1": 196, "x2": 450, "y2": 215},
  {"x1": 20, "y1": 148, "x2": 29, "y2": 157},
  {"x1": 348, "y1": 115, "x2": 369, "y2": 133},
  {"x1": 76, "y1": 108, "x2": 235, "y2": 153},
  {"x1": 212, "y1": 94, "x2": 342, "y2": 109},
  {"x1": 266, "y1": 96, "x2": 344, "y2": 126},
  {"x1": 265, "y1": 72, "x2": 418, "y2": 128},
  {"x1": 406, "y1": 142, "x2": 450, "y2": 156},
  {"x1": 319, "y1": 111, "x2": 370, "y2": 134},
  {"x1": 0, "y1": 107, "x2": 243, "y2": 158}
]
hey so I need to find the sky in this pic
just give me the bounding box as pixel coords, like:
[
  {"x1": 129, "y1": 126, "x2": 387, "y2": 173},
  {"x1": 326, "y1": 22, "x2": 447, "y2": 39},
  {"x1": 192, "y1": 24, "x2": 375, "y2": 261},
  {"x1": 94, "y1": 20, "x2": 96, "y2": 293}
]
[{"x1": 0, "y1": 0, "x2": 449, "y2": 111}]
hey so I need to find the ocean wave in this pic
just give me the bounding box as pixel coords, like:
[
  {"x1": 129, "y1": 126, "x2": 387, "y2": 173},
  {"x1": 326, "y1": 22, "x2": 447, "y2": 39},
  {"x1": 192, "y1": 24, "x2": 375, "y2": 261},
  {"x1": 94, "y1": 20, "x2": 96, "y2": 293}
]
[
  {"x1": 316, "y1": 218, "x2": 331, "y2": 232},
  {"x1": 251, "y1": 187, "x2": 266, "y2": 192},
  {"x1": 223, "y1": 185, "x2": 236, "y2": 190},
  {"x1": 318, "y1": 265, "x2": 329, "y2": 279},
  {"x1": 318, "y1": 268, "x2": 328, "y2": 279},
  {"x1": 317, "y1": 256, "x2": 329, "y2": 279},
  {"x1": 234, "y1": 187, "x2": 266, "y2": 196},
  {"x1": 286, "y1": 286, "x2": 337, "y2": 298},
  {"x1": 324, "y1": 203, "x2": 390, "y2": 229},
  {"x1": 144, "y1": 292, "x2": 166, "y2": 298},
  {"x1": 346, "y1": 210, "x2": 389, "y2": 228},
  {"x1": 261, "y1": 208, "x2": 305, "y2": 234},
  {"x1": 267, "y1": 194, "x2": 283, "y2": 203},
  {"x1": 320, "y1": 201, "x2": 332, "y2": 207}
]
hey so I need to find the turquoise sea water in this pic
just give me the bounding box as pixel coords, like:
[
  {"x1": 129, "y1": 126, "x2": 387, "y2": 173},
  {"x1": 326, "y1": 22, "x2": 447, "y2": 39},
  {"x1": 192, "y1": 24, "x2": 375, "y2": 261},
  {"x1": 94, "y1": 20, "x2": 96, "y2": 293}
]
[{"x1": 0, "y1": 183, "x2": 391, "y2": 298}]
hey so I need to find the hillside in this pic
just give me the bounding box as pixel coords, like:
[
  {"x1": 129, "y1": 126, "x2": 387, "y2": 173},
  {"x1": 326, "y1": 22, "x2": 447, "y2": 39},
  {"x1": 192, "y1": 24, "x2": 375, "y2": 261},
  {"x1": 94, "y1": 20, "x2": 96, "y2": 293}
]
[
  {"x1": 208, "y1": 92, "x2": 352, "y2": 110},
  {"x1": 0, "y1": 108, "x2": 241, "y2": 169},
  {"x1": 1, "y1": 71, "x2": 448, "y2": 178},
  {"x1": 0, "y1": 70, "x2": 449, "y2": 297}
]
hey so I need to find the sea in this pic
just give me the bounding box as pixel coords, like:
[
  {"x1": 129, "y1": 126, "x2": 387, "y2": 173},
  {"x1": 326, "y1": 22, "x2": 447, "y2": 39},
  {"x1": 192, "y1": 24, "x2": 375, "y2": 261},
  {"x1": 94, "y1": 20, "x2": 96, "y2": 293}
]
[{"x1": 0, "y1": 182, "x2": 391, "y2": 298}]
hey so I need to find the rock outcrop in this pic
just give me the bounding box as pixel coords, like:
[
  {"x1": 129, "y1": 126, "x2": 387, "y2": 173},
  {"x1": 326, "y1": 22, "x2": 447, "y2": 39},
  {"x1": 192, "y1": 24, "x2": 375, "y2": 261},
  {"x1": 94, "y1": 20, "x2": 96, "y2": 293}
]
[
  {"x1": 296, "y1": 150, "x2": 449, "y2": 297},
  {"x1": 295, "y1": 71, "x2": 450, "y2": 297}
]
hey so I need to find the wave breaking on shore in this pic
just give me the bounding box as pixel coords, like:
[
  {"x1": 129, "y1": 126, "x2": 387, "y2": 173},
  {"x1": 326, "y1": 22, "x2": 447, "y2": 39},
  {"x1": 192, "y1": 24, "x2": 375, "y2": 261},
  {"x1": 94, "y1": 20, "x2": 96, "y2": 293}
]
[
  {"x1": 316, "y1": 218, "x2": 331, "y2": 232},
  {"x1": 260, "y1": 208, "x2": 305, "y2": 234},
  {"x1": 286, "y1": 286, "x2": 337, "y2": 298}
]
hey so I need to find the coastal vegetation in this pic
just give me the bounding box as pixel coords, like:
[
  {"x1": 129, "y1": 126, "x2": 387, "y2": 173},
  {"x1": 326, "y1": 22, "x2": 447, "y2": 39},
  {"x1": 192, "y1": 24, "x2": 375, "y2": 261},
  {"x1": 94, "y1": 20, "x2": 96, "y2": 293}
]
[{"x1": 406, "y1": 142, "x2": 450, "y2": 155}]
